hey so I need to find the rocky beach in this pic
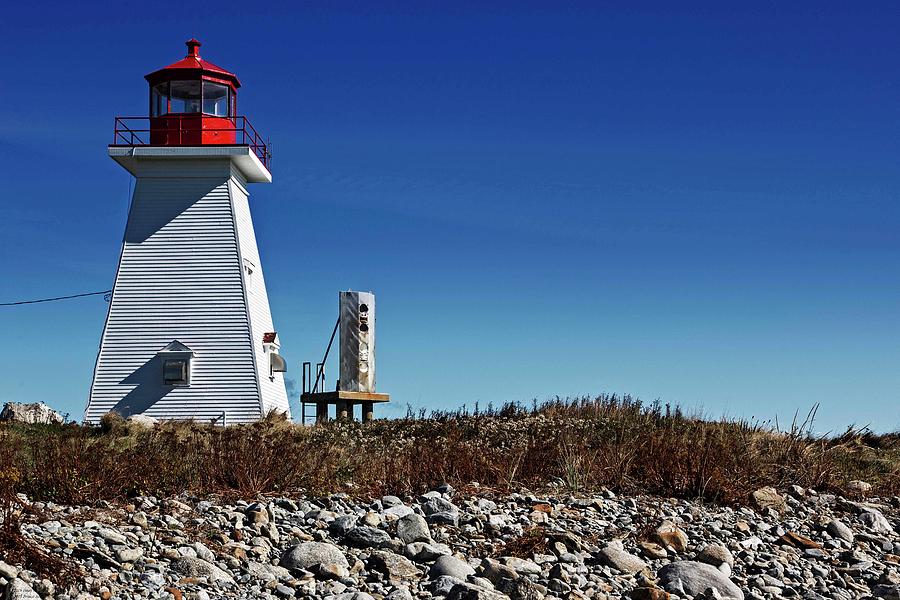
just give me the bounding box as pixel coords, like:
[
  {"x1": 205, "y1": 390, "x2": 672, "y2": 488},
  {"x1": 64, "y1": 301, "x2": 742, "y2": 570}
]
[{"x1": 2, "y1": 483, "x2": 899, "y2": 600}]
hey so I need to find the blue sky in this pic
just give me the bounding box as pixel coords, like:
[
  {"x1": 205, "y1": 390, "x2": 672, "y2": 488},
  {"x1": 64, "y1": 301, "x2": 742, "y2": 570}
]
[{"x1": 1, "y1": 2, "x2": 898, "y2": 431}]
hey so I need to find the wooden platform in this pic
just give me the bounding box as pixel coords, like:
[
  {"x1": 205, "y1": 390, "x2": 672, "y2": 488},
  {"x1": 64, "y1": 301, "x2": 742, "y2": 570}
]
[
  {"x1": 300, "y1": 391, "x2": 390, "y2": 404},
  {"x1": 300, "y1": 390, "x2": 390, "y2": 423}
]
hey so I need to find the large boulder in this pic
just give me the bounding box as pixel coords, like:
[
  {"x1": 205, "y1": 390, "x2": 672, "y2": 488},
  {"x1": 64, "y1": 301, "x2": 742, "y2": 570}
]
[
  {"x1": 0, "y1": 402, "x2": 63, "y2": 425},
  {"x1": 658, "y1": 561, "x2": 744, "y2": 600}
]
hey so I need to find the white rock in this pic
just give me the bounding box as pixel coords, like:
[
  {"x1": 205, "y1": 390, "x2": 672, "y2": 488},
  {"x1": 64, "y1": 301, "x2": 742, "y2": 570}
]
[
  {"x1": 658, "y1": 561, "x2": 744, "y2": 600},
  {"x1": 4, "y1": 579, "x2": 40, "y2": 600},
  {"x1": 0, "y1": 402, "x2": 63, "y2": 425}
]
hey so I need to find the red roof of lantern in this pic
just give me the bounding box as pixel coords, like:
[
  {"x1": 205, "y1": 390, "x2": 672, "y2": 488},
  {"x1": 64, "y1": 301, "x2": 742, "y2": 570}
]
[{"x1": 144, "y1": 39, "x2": 241, "y2": 89}]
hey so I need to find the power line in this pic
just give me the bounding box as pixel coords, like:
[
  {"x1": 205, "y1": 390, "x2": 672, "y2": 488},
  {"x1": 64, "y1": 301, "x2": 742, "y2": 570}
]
[{"x1": 0, "y1": 290, "x2": 112, "y2": 307}]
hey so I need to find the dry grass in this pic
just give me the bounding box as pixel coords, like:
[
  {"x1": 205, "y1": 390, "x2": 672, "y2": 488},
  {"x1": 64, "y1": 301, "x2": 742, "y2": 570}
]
[{"x1": 0, "y1": 395, "x2": 896, "y2": 509}]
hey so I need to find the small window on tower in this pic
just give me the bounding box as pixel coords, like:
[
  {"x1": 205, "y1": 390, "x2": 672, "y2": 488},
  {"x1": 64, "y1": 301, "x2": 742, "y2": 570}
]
[
  {"x1": 244, "y1": 260, "x2": 255, "y2": 291},
  {"x1": 163, "y1": 359, "x2": 189, "y2": 386}
]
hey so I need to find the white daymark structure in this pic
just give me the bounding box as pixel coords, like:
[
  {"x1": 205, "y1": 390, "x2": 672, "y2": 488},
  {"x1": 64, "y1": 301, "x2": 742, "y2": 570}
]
[{"x1": 85, "y1": 39, "x2": 290, "y2": 424}]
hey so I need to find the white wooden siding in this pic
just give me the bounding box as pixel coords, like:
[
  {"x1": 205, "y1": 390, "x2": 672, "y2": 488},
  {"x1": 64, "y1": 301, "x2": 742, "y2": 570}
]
[
  {"x1": 86, "y1": 158, "x2": 282, "y2": 424},
  {"x1": 231, "y1": 179, "x2": 291, "y2": 416}
]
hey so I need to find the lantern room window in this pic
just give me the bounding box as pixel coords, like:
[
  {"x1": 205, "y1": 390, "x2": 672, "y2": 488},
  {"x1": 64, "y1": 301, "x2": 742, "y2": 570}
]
[
  {"x1": 151, "y1": 83, "x2": 168, "y2": 117},
  {"x1": 202, "y1": 81, "x2": 230, "y2": 116},
  {"x1": 169, "y1": 80, "x2": 202, "y2": 114},
  {"x1": 150, "y1": 80, "x2": 233, "y2": 117}
]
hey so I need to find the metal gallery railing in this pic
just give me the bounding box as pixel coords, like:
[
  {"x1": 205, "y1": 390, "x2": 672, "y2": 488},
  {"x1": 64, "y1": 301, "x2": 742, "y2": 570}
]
[{"x1": 112, "y1": 115, "x2": 271, "y2": 168}]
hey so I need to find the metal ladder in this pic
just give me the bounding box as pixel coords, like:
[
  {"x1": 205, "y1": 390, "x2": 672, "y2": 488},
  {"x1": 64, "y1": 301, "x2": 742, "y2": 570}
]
[{"x1": 300, "y1": 316, "x2": 340, "y2": 424}]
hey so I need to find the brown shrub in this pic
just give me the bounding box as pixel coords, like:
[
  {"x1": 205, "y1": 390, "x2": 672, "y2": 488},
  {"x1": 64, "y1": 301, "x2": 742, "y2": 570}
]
[{"x1": 0, "y1": 395, "x2": 895, "y2": 506}]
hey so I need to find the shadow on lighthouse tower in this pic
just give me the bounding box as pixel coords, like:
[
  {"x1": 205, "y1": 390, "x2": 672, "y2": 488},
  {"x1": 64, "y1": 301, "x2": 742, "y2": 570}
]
[{"x1": 85, "y1": 39, "x2": 289, "y2": 425}]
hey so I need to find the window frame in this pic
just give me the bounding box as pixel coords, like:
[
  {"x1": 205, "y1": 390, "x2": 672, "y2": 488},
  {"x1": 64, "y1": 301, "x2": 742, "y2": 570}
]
[
  {"x1": 150, "y1": 78, "x2": 235, "y2": 117},
  {"x1": 163, "y1": 358, "x2": 191, "y2": 386},
  {"x1": 201, "y1": 80, "x2": 231, "y2": 117}
]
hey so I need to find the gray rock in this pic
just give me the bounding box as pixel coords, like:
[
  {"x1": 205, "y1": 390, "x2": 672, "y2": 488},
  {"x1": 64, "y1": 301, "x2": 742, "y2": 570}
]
[
  {"x1": 0, "y1": 561, "x2": 19, "y2": 579},
  {"x1": 140, "y1": 572, "x2": 166, "y2": 587},
  {"x1": 658, "y1": 561, "x2": 744, "y2": 600},
  {"x1": 827, "y1": 519, "x2": 854, "y2": 543},
  {"x1": 4, "y1": 580, "x2": 40, "y2": 600},
  {"x1": 330, "y1": 514, "x2": 359, "y2": 536},
  {"x1": 422, "y1": 497, "x2": 460, "y2": 520},
  {"x1": 386, "y1": 589, "x2": 415, "y2": 600},
  {"x1": 368, "y1": 550, "x2": 420, "y2": 581},
  {"x1": 424, "y1": 497, "x2": 457, "y2": 514},
  {"x1": 497, "y1": 577, "x2": 545, "y2": 600},
  {"x1": 345, "y1": 525, "x2": 392, "y2": 548},
  {"x1": 860, "y1": 508, "x2": 893, "y2": 534},
  {"x1": 480, "y1": 557, "x2": 519, "y2": 584},
  {"x1": 384, "y1": 505, "x2": 415, "y2": 519},
  {"x1": 115, "y1": 547, "x2": 144, "y2": 563},
  {"x1": 397, "y1": 512, "x2": 431, "y2": 544},
  {"x1": 279, "y1": 541, "x2": 349, "y2": 572},
  {"x1": 274, "y1": 584, "x2": 294, "y2": 598},
  {"x1": 405, "y1": 541, "x2": 452, "y2": 562},
  {"x1": 597, "y1": 545, "x2": 648, "y2": 574},
  {"x1": 696, "y1": 543, "x2": 735, "y2": 568},
  {"x1": 171, "y1": 556, "x2": 234, "y2": 583},
  {"x1": 872, "y1": 584, "x2": 900, "y2": 600},
  {"x1": 0, "y1": 402, "x2": 63, "y2": 425},
  {"x1": 431, "y1": 576, "x2": 466, "y2": 596},
  {"x1": 430, "y1": 555, "x2": 476, "y2": 580},
  {"x1": 98, "y1": 527, "x2": 127, "y2": 544},
  {"x1": 500, "y1": 556, "x2": 542, "y2": 576},
  {"x1": 382, "y1": 495, "x2": 403, "y2": 508},
  {"x1": 247, "y1": 561, "x2": 291, "y2": 581},
  {"x1": 193, "y1": 542, "x2": 216, "y2": 562},
  {"x1": 447, "y1": 582, "x2": 510, "y2": 600}
]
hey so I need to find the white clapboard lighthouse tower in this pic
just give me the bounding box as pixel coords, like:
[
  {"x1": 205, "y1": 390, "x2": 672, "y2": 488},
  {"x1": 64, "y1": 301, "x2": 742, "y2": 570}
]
[{"x1": 85, "y1": 39, "x2": 290, "y2": 424}]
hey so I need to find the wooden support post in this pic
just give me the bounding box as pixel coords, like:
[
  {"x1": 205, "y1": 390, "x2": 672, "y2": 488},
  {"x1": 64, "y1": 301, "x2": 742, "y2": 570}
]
[
  {"x1": 362, "y1": 401, "x2": 374, "y2": 423},
  {"x1": 337, "y1": 401, "x2": 350, "y2": 420},
  {"x1": 316, "y1": 402, "x2": 328, "y2": 423}
]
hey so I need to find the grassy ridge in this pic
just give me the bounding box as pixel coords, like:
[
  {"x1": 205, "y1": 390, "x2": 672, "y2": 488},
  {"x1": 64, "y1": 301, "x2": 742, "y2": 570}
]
[{"x1": 0, "y1": 395, "x2": 897, "y2": 506}]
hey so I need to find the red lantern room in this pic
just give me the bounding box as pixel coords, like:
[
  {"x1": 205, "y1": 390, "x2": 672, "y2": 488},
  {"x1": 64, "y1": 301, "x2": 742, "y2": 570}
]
[
  {"x1": 112, "y1": 39, "x2": 270, "y2": 170},
  {"x1": 144, "y1": 39, "x2": 240, "y2": 145}
]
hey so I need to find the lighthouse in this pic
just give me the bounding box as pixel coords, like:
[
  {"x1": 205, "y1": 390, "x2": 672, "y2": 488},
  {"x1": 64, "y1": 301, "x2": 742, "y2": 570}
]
[{"x1": 85, "y1": 39, "x2": 290, "y2": 424}]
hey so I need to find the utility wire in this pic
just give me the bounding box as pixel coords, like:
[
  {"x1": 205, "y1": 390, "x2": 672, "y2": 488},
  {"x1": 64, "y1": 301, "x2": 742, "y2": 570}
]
[{"x1": 0, "y1": 290, "x2": 112, "y2": 307}]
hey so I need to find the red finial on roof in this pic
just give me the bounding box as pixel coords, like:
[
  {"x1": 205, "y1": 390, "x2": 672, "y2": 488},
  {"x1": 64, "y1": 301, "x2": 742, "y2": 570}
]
[{"x1": 186, "y1": 38, "x2": 201, "y2": 58}]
